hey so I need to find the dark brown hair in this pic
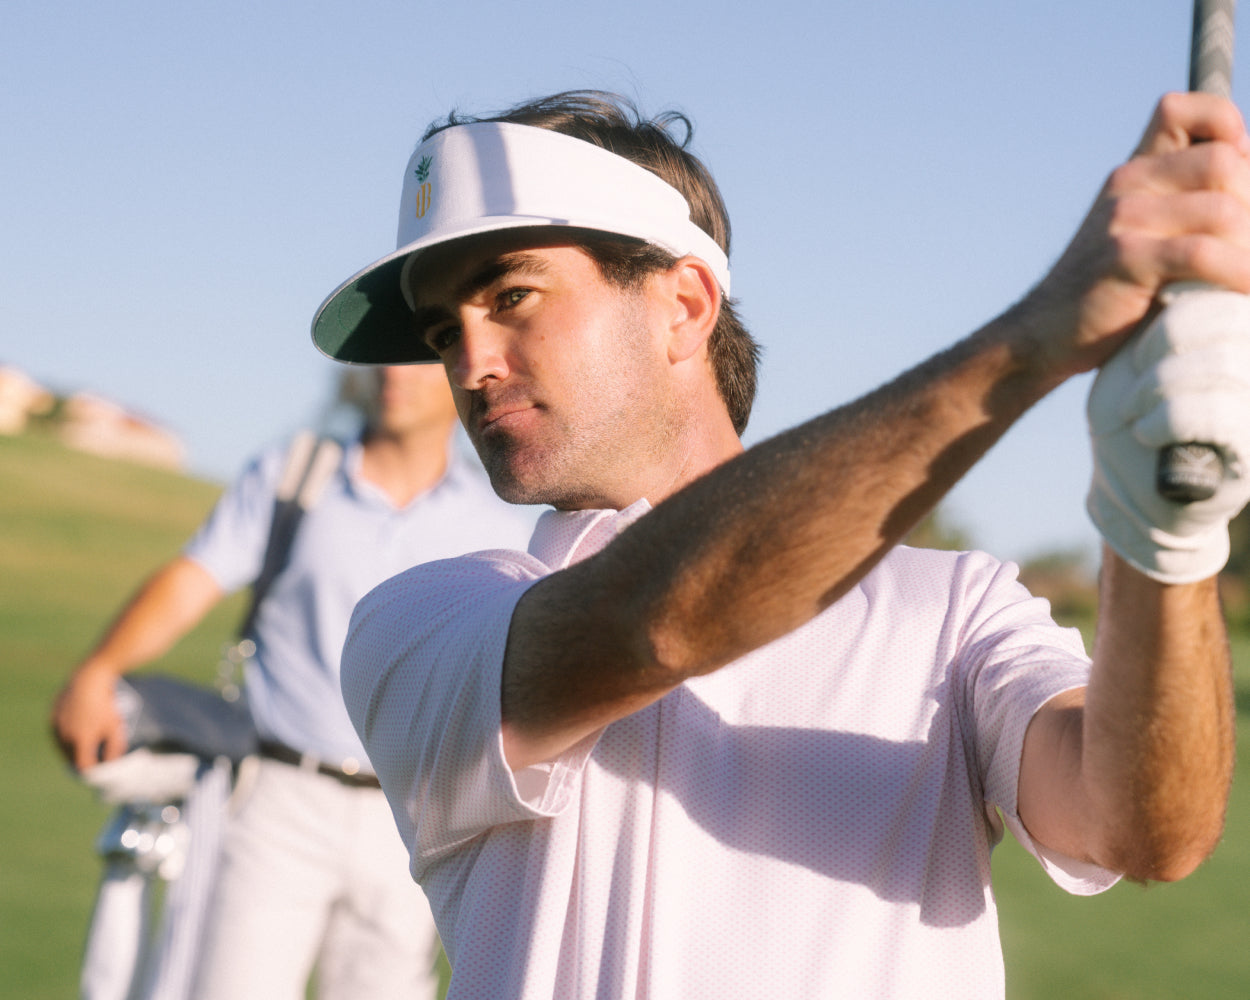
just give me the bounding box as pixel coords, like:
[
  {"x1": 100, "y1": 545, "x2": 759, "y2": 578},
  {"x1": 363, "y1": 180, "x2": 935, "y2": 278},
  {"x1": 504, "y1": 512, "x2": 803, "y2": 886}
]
[{"x1": 424, "y1": 91, "x2": 761, "y2": 434}]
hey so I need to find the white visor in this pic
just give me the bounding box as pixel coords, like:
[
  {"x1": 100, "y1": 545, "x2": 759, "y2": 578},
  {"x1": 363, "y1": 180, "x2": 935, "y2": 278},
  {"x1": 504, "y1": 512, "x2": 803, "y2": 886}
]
[{"x1": 312, "y1": 120, "x2": 731, "y2": 364}]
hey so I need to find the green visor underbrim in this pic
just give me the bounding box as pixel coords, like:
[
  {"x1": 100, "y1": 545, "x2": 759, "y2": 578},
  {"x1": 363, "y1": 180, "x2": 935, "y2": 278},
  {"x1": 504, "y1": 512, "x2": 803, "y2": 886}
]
[{"x1": 311, "y1": 255, "x2": 439, "y2": 365}]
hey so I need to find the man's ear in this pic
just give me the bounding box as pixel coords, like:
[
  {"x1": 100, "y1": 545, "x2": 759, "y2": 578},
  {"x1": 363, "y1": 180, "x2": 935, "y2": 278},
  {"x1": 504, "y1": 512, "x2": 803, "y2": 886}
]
[{"x1": 662, "y1": 256, "x2": 722, "y2": 364}]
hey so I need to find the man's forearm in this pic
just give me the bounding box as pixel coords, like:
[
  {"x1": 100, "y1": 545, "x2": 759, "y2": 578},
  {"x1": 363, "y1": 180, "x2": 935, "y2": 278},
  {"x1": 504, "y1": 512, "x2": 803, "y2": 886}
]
[
  {"x1": 1084, "y1": 551, "x2": 1234, "y2": 880},
  {"x1": 77, "y1": 558, "x2": 224, "y2": 672},
  {"x1": 503, "y1": 315, "x2": 1061, "y2": 766},
  {"x1": 1018, "y1": 550, "x2": 1236, "y2": 881}
]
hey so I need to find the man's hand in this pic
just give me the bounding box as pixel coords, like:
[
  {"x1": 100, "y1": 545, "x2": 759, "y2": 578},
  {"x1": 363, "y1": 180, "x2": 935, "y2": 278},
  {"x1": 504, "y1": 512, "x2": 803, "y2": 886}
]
[
  {"x1": 1088, "y1": 282, "x2": 1250, "y2": 582},
  {"x1": 47, "y1": 556, "x2": 224, "y2": 772},
  {"x1": 1013, "y1": 92, "x2": 1250, "y2": 383},
  {"x1": 50, "y1": 663, "x2": 127, "y2": 772},
  {"x1": 1015, "y1": 94, "x2": 1250, "y2": 878}
]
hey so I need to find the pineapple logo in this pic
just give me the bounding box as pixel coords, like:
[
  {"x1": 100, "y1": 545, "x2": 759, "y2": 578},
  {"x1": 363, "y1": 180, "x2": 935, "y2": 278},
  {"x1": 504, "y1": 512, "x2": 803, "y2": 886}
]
[{"x1": 414, "y1": 156, "x2": 433, "y2": 218}]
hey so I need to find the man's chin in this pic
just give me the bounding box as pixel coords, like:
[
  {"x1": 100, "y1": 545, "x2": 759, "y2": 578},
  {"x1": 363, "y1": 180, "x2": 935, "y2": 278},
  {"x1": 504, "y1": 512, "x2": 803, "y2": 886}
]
[
  {"x1": 490, "y1": 480, "x2": 547, "y2": 507},
  {"x1": 477, "y1": 441, "x2": 602, "y2": 508},
  {"x1": 485, "y1": 460, "x2": 606, "y2": 510},
  {"x1": 482, "y1": 459, "x2": 553, "y2": 507}
]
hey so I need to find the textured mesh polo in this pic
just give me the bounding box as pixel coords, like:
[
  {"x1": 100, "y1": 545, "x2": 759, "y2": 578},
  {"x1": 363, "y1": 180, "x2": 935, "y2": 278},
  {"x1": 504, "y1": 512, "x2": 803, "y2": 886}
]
[{"x1": 344, "y1": 502, "x2": 1117, "y2": 999}]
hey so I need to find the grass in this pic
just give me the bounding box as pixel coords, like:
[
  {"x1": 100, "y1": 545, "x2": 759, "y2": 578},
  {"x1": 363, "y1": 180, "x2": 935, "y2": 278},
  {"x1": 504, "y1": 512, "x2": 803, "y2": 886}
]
[
  {"x1": 0, "y1": 433, "x2": 243, "y2": 1000},
  {"x1": 3, "y1": 431, "x2": 1249, "y2": 998},
  {"x1": 990, "y1": 631, "x2": 1250, "y2": 999}
]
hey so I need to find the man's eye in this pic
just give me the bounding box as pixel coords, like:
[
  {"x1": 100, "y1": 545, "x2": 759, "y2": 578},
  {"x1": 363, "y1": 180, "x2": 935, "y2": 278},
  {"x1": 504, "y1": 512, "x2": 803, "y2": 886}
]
[
  {"x1": 424, "y1": 325, "x2": 460, "y2": 354},
  {"x1": 499, "y1": 288, "x2": 530, "y2": 309}
]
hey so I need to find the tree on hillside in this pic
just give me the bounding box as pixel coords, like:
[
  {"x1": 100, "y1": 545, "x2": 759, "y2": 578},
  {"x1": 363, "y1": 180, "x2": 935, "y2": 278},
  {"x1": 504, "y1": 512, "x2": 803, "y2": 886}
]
[
  {"x1": 1220, "y1": 508, "x2": 1250, "y2": 628},
  {"x1": 904, "y1": 507, "x2": 971, "y2": 552},
  {"x1": 1017, "y1": 548, "x2": 1097, "y2": 629}
]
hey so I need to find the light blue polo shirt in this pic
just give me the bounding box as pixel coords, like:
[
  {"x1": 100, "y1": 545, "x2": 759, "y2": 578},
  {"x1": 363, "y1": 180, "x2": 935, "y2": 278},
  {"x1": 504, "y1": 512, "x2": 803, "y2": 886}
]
[{"x1": 184, "y1": 435, "x2": 535, "y2": 768}]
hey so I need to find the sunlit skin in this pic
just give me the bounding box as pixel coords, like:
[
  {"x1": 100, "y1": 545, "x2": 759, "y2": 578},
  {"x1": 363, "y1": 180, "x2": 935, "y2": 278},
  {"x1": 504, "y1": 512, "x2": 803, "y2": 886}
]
[{"x1": 409, "y1": 230, "x2": 735, "y2": 510}]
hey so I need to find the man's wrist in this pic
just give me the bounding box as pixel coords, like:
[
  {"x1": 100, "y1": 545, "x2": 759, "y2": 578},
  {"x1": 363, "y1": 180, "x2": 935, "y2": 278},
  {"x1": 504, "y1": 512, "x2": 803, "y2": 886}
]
[{"x1": 1086, "y1": 486, "x2": 1230, "y2": 585}]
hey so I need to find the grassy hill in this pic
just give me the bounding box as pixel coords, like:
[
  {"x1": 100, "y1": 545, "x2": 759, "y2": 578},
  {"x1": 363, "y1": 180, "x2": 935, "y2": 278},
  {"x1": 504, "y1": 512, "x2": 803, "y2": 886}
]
[
  {"x1": 0, "y1": 432, "x2": 244, "y2": 999},
  {"x1": 3, "y1": 431, "x2": 1250, "y2": 998}
]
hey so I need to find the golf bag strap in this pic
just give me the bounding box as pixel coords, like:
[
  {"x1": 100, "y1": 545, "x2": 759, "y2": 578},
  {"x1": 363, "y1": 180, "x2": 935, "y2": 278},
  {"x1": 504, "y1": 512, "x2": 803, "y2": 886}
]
[{"x1": 236, "y1": 431, "x2": 343, "y2": 640}]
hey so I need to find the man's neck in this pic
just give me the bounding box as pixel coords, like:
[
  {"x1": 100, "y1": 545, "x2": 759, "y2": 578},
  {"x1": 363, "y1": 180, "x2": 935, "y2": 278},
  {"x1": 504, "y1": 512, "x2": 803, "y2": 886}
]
[{"x1": 358, "y1": 423, "x2": 455, "y2": 507}]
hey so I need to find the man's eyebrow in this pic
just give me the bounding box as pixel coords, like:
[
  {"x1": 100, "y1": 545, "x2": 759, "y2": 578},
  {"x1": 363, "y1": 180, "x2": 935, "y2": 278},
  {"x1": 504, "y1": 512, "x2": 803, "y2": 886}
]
[
  {"x1": 456, "y1": 251, "x2": 552, "y2": 301},
  {"x1": 412, "y1": 251, "x2": 552, "y2": 339},
  {"x1": 416, "y1": 251, "x2": 552, "y2": 310}
]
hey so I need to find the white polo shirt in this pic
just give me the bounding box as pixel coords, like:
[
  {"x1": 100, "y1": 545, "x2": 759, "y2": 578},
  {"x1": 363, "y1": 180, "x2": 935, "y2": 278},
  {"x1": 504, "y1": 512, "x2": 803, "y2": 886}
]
[{"x1": 343, "y1": 501, "x2": 1118, "y2": 999}]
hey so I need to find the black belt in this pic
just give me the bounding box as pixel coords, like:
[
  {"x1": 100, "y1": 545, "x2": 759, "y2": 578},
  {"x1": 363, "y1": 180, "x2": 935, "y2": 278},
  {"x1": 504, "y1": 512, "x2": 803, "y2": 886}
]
[{"x1": 258, "y1": 740, "x2": 381, "y2": 789}]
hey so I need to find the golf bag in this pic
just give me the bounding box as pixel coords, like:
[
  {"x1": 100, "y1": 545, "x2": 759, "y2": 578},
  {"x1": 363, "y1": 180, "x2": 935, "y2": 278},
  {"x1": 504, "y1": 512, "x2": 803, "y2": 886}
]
[{"x1": 77, "y1": 431, "x2": 342, "y2": 1000}]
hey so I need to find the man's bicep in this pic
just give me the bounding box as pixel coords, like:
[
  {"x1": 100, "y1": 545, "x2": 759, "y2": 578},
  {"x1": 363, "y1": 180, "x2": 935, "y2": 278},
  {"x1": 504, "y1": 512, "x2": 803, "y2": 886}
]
[{"x1": 500, "y1": 561, "x2": 678, "y2": 771}]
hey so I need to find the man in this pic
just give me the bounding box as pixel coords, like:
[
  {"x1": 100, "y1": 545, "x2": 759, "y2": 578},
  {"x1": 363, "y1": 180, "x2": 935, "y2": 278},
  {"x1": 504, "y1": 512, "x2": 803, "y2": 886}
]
[
  {"x1": 313, "y1": 91, "x2": 1250, "y2": 997},
  {"x1": 51, "y1": 364, "x2": 533, "y2": 999}
]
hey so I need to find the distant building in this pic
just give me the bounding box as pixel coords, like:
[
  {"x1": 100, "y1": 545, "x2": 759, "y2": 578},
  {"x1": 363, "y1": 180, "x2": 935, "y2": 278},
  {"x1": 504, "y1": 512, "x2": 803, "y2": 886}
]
[
  {"x1": 0, "y1": 365, "x2": 185, "y2": 471},
  {"x1": 0, "y1": 365, "x2": 56, "y2": 434},
  {"x1": 59, "y1": 392, "x2": 185, "y2": 470}
]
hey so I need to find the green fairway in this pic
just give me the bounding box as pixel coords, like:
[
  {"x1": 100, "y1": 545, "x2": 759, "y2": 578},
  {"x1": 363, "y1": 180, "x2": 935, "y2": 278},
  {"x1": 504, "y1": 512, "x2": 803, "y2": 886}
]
[
  {"x1": 3, "y1": 430, "x2": 1248, "y2": 998},
  {"x1": 991, "y1": 631, "x2": 1250, "y2": 999},
  {"x1": 0, "y1": 433, "x2": 243, "y2": 1000}
]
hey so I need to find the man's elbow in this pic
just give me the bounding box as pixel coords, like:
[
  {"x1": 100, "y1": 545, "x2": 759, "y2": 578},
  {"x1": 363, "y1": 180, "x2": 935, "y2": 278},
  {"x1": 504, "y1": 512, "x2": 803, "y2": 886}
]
[{"x1": 1100, "y1": 814, "x2": 1226, "y2": 884}]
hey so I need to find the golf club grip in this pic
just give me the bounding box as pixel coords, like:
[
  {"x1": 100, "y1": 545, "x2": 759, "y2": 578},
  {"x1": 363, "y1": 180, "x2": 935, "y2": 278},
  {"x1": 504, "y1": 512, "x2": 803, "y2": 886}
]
[
  {"x1": 1157, "y1": 0, "x2": 1238, "y2": 503},
  {"x1": 1190, "y1": 0, "x2": 1236, "y2": 96}
]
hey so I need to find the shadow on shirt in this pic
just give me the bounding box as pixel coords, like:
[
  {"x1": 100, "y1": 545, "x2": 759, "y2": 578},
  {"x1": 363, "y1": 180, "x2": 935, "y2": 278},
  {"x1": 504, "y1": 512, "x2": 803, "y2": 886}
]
[{"x1": 585, "y1": 680, "x2": 991, "y2": 930}]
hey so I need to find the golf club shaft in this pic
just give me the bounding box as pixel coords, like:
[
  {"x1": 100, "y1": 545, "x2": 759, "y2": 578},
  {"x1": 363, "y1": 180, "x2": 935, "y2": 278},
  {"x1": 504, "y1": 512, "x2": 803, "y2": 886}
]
[{"x1": 1156, "y1": 0, "x2": 1237, "y2": 503}]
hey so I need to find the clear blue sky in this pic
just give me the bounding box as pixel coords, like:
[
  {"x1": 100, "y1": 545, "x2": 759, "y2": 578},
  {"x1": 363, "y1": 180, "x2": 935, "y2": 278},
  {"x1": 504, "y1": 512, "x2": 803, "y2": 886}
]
[{"x1": 3, "y1": 0, "x2": 1235, "y2": 564}]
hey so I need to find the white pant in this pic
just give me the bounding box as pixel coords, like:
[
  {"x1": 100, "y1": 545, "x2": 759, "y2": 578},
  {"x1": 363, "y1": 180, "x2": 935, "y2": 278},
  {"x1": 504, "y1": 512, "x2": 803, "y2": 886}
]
[{"x1": 191, "y1": 760, "x2": 440, "y2": 1000}]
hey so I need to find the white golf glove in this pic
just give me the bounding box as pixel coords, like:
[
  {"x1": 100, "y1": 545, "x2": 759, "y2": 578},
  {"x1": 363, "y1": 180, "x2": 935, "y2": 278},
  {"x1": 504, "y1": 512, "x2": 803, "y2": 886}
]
[{"x1": 1087, "y1": 283, "x2": 1250, "y2": 584}]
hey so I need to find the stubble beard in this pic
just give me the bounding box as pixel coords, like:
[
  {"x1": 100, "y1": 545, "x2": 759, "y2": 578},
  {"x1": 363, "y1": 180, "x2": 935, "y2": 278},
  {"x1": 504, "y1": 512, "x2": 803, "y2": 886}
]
[
  {"x1": 472, "y1": 415, "x2": 625, "y2": 510},
  {"x1": 472, "y1": 301, "x2": 677, "y2": 510}
]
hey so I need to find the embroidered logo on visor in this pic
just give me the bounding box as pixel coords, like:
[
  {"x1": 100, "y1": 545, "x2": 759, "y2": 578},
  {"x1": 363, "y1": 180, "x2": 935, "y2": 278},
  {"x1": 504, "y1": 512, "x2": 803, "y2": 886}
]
[{"x1": 414, "y1": 155, "x2": 433, "y2": 219}]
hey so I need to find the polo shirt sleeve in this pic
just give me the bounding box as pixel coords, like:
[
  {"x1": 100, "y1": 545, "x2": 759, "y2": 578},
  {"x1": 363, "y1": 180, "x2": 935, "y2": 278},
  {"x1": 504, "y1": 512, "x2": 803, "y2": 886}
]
[
  {"x1": 341, "y1": 550, "x2": 597, "y2": 877},
  {"x1": 181, "y1": 447, "x2": 280, "y2": 592},
  {"x1": 950, "y1": 551, "x2": 1121, "y2": 896}
]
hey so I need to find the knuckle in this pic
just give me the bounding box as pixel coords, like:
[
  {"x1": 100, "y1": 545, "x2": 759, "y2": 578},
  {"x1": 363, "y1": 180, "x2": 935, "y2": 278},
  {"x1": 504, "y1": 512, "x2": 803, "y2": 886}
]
[
  {"x1": 1107, "y1": 229, "x2": 1136, "y2": 260},
  {"x1": 1104, "y1": 190, "x2": 1141, "y2": 231},
  {"x1": 1156, "y1": 91, "x2": 1187, "y2": 122},
  {"x1": 1177, "y1": 233, "x2": 1222, "y2": 277},
  {"x1": 1203, "y1": 141, "x2": 1241, "y2": 185},
  {"x1": 1205, "y1": 190, "x2": 1244, "y2": 235},
  {"x1": 1104, "y1": 161, "x2": 1141, "y2": 197},
  {"x1": 1108, "y1": 231, "x2": 1150, "y2": 280}
]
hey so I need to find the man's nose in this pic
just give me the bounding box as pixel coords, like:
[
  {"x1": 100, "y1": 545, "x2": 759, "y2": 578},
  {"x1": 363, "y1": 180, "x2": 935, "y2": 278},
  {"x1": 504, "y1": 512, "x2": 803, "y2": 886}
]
[{"x1": 448, "y1": 313, "x2": 510, "y2": 389}]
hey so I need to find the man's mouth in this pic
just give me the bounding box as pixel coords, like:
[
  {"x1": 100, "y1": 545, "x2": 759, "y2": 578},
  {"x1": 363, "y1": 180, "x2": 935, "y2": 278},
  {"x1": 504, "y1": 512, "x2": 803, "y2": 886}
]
[{"x1": 472, "y1": 390, "x2": 538, "y2": 435}]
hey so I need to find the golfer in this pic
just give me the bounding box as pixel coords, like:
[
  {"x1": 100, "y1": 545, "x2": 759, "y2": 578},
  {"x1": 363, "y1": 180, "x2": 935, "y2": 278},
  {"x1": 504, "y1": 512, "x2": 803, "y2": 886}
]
[{"x1": 313, "y1": 90, "x2": 1250, "y2": 998}]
